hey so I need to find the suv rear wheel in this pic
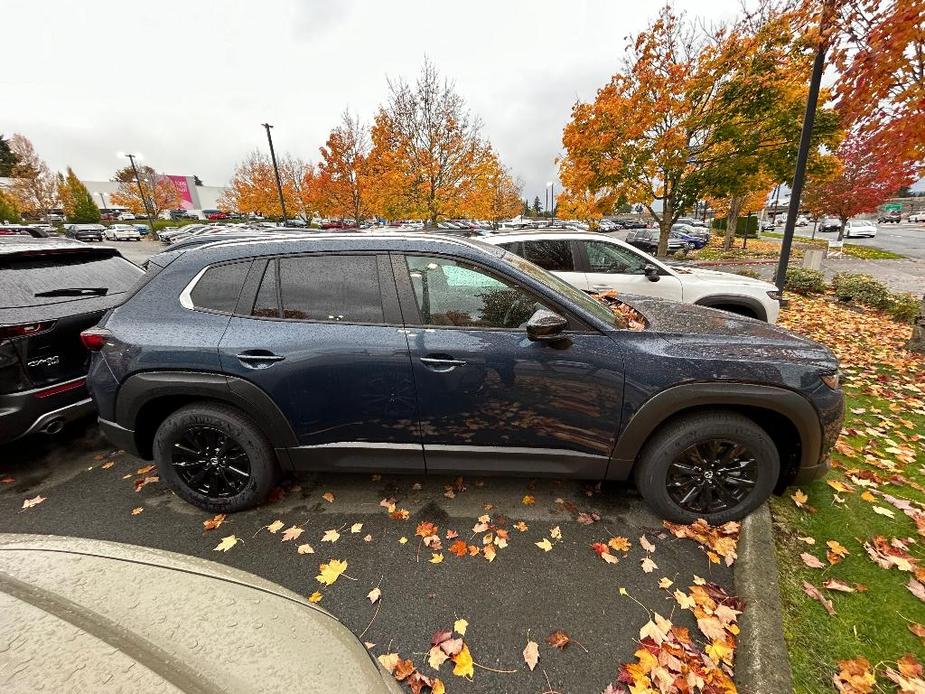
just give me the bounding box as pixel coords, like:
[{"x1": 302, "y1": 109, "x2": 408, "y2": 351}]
[
  {"x1": 634, "y1": 411, "x2": 779, "y2": 523},
  {"x1": 153, "y1": 403, "x2": 278, "y2": 512}
]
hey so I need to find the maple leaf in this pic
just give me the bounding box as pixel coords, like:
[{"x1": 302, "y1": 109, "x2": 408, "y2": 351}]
[
  {"x1": 316, "y1": 559, "x2": 348, "y2": 586},
  {"x1": 322, "y1": 491, "x2": 335, "y2": 503},
  {"x1": 416, "y1": 521, "x2": 438, "y2": 538},
  {"x1": 705, "y1": 638, "x2": 735, "y2": 666},
  {"x1": 823, "y1": 579, "x2": 856, "y2": 593},
  {"x1": 608, "y1": 536, "x2": 631, "y2": 553},
  {"x1": 281, "y1": 526, "x2": 303, "y2": 542},
  {"x1": 445, "y1": 529, "x2": 458, "y2": 539},
  {"x1": 640, "y1": 557, "x2": 658, "y2": 573},
  {"x1": 308, "y1": 591, "x2": 322, "y2": 603},
  {"x1": 393, "y1": 659, "x2": 415, "y2": 681},
  {"x1": 390, "y1": 508, "x2": 410, "y2": 520},
  {"x1": 136, "y1": 464, "x2": 155, "y2": 475},
  {"x1": 367, "y1": 587, "x2": 381, "y2": 604},
  {"x1": 202, "y1": 514, "x2": 225, "y2": 530},
  {"x1": 266, "y1": 520, "x2": 284, "y2": 533},
  {"x1": 297, "y1": 543, "x2": 315, "y2": 554},
  {"x1": 428, "y1": 645, "x2": 449, "y2": 670},
  {"x1": 673, "y1": 590, "x2": 696, "y2": 609},
  {"x1": 523, "y1": 640, "x2": 539, "y2": 671},
  {"x1": 639, "y1": 535, "x2": 656, "y2": 552},
  {"x1": 833, "y1": 657, "x2": 876, "y2": 693},
  {"x1": 522, "y1": 495, "x2": 535, "y2": 505},
  {"x1": 449, "y1": 540, "x2": 468, "y2": 557},
  {"x1": 431, "y1": 678, "x2": 446, "y2": 694},
  {"x1": 351, "y1": 522, "x2": 363, "y2": 533},
  {"x1": 429, "y1": 553, "x2": 444, "y2": 564},
  {"x1": 576, "y1": 511, "x2": 599, "y2": 525},
  {"x1": 550, "y1": 526, "x2": 562, "y2": 540},
  {"x1": 546, "y1": 629, "x2": 572, "y2": 649},
  {"x1": 454, "y1": 618, "x2": 468, "y2": 635},
  {"x1": 658, "y1": 578, "x2": 673, "y2": 589},
  {"x1": 133, "y1": 475, "x2": 159, "y2": 492},
  {"x1": 378, "y1": 653, "x2": 400, "y2": 673},
  {"x1": 801, "y1": 552, "x2": 825, "y2": 569},
  {"x1": 440, "y1": 638, "x2": 463, "y2": 656},
  {"x1": 535, "y1": 538, "x2": 553, "y2": 552},
  {"x1": 514, "y1": 521, "x2": 529, "y2": 532},
  {"x1": 451, "y1": 643, "x2": 474, "y2": 678},
  {"x1": 697, "y1": 615, "x2": 727, "y2": 642},
  {"x1": 131, "y1": 506, "x2": 143, "y2": 515},
  {"x1": 483, "y1": 543, "x2": 496, "y2": 562},
  {"x1": 802, "y1": 581, "x2": 836, "y2": 616},
  {"x1": 322, "y1": 528, "x2": 340, "y2": 542},
  {"x1": 791, "y1": 489, "x2": 809, "y2": 507},
  {"x1": 213, "y1": 535, "x2": 239, "y2": 552}
]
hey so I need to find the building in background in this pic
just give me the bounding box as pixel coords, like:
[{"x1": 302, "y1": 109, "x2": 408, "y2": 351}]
[{"x1": 81, "y1": 176, "x2": 228, "y2": 212}]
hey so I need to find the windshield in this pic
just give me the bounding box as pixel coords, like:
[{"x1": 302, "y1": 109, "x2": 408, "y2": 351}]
[{"x1": 499, "y1": 250, "x2": 628, "y2": 328}]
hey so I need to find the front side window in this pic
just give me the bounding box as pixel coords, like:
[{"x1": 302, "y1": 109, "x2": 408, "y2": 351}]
[
  {"x1": 188, "y1": 261, "x2": 251, "y2": 313},
  {"x1": 584, "y1": 241, "x2": 649, "y2": 274},
  {"x1": 520, "y1": 239, "x2": 575, "y2": 272},
  {"x1": 277, "y1": 255, "x2": 384, "y2": 323},
  {"x1": 405, "y1": 255, "x2": 545, "y2": 329}
]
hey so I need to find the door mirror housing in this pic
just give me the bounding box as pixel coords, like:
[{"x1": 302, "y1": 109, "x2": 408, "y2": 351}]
[
  {"x1": 526, "y1": 309, "x2": 568, "y2": 341},
  {"x1": 644, "y1": 264, "x2": 660, "y2": 282}
]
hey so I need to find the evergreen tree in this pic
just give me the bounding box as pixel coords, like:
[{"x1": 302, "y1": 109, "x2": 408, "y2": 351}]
[
  {"x1": 522, "y1": 198, "x2": 530, "y2": 216},
  {"x1": 0, "y1": 134, "x2": 18, "y2": 177},
  {"x1": 0, "y1": 189, "x2": 21, "y2": 222},
  {"x1": 532, "y1": 195, "x2": 543, "y2": 217},
  {"x1": 61, "y1": 167, "x2": 101, "y2": 223}
]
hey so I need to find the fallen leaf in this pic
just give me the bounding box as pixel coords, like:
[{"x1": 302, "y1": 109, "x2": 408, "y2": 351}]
[
  {"x1": 674, "y1": 589, "x2": 696, "y2": 609},
  {"x1": 297, "y1": 543, "x2": 315, "y2": 554},
  {"x1": 872, "y1": 506, "x2": 895, "y2": 518},
  {"x1": 641, "y1": 557, "x2": 658, "y2": 573},
  {"x1": 640, "y1": 535, "x2": 656, "y2": 553},
  {"x1": 535, "y1": 538, "x2": 553, "y2": 552},
  {"x1": 367, "y1": 587, "x2": 381, "y2": 604},
  {"x1": 399, "y1": 536, "x2": 408, "y2": 544},
  {"x1": 523, "y1": 640, "x2": 539, "y2": 671},
  {"x1": 322, "y1": 528, "x2": 341, "y2": 543},
  {"x1": 351, "y1": 522, "x2": 364, "y2": 533},
  {"x1": 281, "y1": 526, "x2": 304, "y2": 542},
  {"x1": 546, "y1": 629, "x2": 572, "y2": 649},
  {"x1": 378, "y1": 653, "x2": 400, "y2": 673},
  {"x1": 454, "y1": 618, "x2": 468, "y2": 635},
  {"x1": 483, "y1": 543, "x2": 496, "y2": 562},
  {"x1": 803, "y1": 581, "x2": 836, "y2": 615},
  {"x1": 550, "y1": 526, "x2": 562, "y2": 540},
  {"x1": 136, "y1": 464, "x2": 155, "y2": 475},
  {"x1": 364, "y1": 534, "x2": 373, "y2": 542},
  {"x1": 823, "y1": 579, "x2": 857, "y2": 593},
  {"x1": 266, "y1": 520, "x2": 285, "y2": 533},
  {"x1": 451, "y1": 644, "x2": 474, "y2": 678},
  {"x1": 907, "y1": 578, "x2": 925, "y2": 602},
  {"x1": 608, "y1": 536, "x2": 631, "y2": 553},
  {"x1": 432, "y1": 678, "x2": 446, "y2": 694},
  {"x1": 449, "y1": 539, "x2": 468, "y2": 557},
  {"x1": 833, "y1": 657, "x2": 876, "y2": 693},
  {"x1": 202, "y1": 514, "x2": 225, "y2": 530},
  {"x1": 440, "y1": 638, "x2": 463, "y2": 656},
  {"x1": 801, "y1": 552, "x2": 826, "y2": 569},
  {"x1": 308, "y1": 591, "x2": 322, "y2": 603},
  {"x1": 791, "y1": 489, "x2": 809, "y2": 508},
  {"x1": 394, "y1": 659, "x2": 415, "y2": 681},
  {"x1": 213, "y1": 535, "x2": 239, "y2": 552},
  {"x1": 430, "y1": 553, "x2": 444, "y2": 564},
  {"x1": 315, "y1": 559, "x2": 348, "y2": 586},
  {"x1": 522, "y1": 495, "x2": 535, "y2": 505},
  {"x1": 133, "y1": 475, "x2": 159, "y2": 492},
  {"x1": 428, "y1": 645, "x2": 449, "y2": 670},
  {"x1": 658, "y1": 577, "x2": 674, "y2": 589},
  {"x1": 514, "y1": 521, "x2": 529, "y2": 532},
  {"x1": 131, "y1": 506, "x2": 143, "y2": 515},
  {"x1": 322, "y1": 491, "x2": 335, "y2": 503}
]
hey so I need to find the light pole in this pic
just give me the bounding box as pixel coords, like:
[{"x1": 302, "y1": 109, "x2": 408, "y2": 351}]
[
  {"x1": 121, "y1": 153, "x2": 157, "y2": 238},
  {"x1": 261, "y1": 123, "x2": 288, "y2": 224},
  {"x1": 546, "y1": 181, "x2": 554, "y2": 224}
]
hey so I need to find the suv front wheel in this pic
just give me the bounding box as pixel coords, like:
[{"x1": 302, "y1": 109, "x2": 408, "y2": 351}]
[
  {"x1": 153, "y1": 403, "x2": 278, "y2": 513},
  {"x1": 634, "y1": 411, "x2": 779, "y2": 523}
]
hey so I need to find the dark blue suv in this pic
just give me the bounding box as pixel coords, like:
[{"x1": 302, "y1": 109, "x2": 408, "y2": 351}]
[{"x1": 84, "y1": 233, "x2": 844, "y2": 522}]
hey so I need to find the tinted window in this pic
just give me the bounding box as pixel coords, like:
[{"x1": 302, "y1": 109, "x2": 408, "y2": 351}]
[
  {"x1": 584, "y1": 241, "x2": 649, "y2": 274},
  {"x1": 279, "y1": 255, "x2": 383, "y2": 323},
  {"x1": 190, "y1": 261, "x2": 251, "y2": 313},
  {"x1": 521, "y1": 240, "x2": 575, "y2": 272},
  {"x1": 0, "y1": 250, "x2": 143, "y2": 309},
  {"x1": 405, "y1": 255, "x2": 546, "y2": 329},
  {"x1": 252, "y1": 260, "x2": 279, "y2": 318}
]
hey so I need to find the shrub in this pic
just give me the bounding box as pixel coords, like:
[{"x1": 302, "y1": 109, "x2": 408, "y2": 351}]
[
  {"x1": 733, "y1": 268, "x2": 761, "y2": 279},
  {"x1": 831, "y1": 273, "x2": 893, "y2": 309},
  {"x1": 711, "y1": 216, "x2": 759, "y2": 237},
  {"x1": 785, "y1": 268, "x2": 826, "y2": 294},
  {"x1": 887, "y1": 293, "x2": 921, "y2": 324}
]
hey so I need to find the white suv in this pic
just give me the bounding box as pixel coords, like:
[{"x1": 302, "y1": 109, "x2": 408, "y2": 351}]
[{"x1": 484, "y1": 230, "x2": 781, "y2": 323}]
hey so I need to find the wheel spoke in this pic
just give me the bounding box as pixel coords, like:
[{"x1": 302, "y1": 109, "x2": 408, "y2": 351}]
[{"x1": 170, "y1": 425, "x2": 251, "y2": 498}]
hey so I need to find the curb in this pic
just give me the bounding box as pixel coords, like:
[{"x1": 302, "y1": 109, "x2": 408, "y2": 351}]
[{"x1": 734, "y1": 503, "x2": 793, "y2": 694}]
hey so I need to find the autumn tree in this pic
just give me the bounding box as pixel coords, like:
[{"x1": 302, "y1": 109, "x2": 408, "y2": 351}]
[
  {"x1": 0, "y1": 189, "x2": 21, "y2": 222},
  {"x1": 316, "y1": 110, "x2": 371, "y2": 224},
  {"x1": 0, "y1": 134, "x2": 18, "y2": 177},
  {"x1": 803, "y1": 129, "x2": 917, "y2": 240},
  {"x1": 7, "y1": 134, "x2": 58, "y2": 218},
  {"x1": 461, "y1": 151, "x2": 522, "y2": 227},
  {"x1": 367, "y1": 59, "x2": 493, "y2": 224},
  {"x1": 111, "y1": 164, "x2": 181, "y2": 219},
  {"x1": 59, "y1": 167, "x2": 101, "y2": 223},
  {"x1": 219, "y1": 151, "x2": 314, "y2": 220}
]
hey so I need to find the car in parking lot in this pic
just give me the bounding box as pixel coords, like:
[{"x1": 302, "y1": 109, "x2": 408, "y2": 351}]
[
  {"x1": 878, "y1": 211, "x2": 901, "y2": 223},
  {"x1": 103, "y1": 224, "x2": 142, "y2": 241},
  {"x1": 0, "y1": 237, "x2": 143, "y2": 444},
  {"x1": 907, "y1": 212, "x2": 925, "y2": 224},
  {"x1": 671, "y1": 224, "x2": 709, "y2": 249},
  {"x1": 625, "y1": 227, "x2": 690, "y2": 255},
  {"x1": 65, "y1": 224, "x2": 106, "y2": 242},
  {"x1": 485, "y1": 230, "x2": 780, "y2": 322},
  {"x1": 843, "y1": 219, "x2": 877, "y2": 238},
  {"x1": 818, "y1": 218, "x2": 842, "y2": 233},
  {"x1": 85, "y1": 232, "x2": 841, "y2": 523}
]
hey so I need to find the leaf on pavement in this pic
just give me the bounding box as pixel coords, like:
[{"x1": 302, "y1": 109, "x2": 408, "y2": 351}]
[
  {"x1": 367, "y1": 587, "x2": 381, "y2": 604},
  {"x1": 322, "y1": 491, "x2": 335, "y2": 503},
  {"x1": 449, "y1": 540, "x2": 468, "y2": 557},
  {"x1": 523, "y1": 640, "x2": 539, "y2": 671},
  {"x1": 315, "y1": 559, "x2": 348, "y2": 586},
  {"x1": 535, "y1": 538, "x2": 553, "y2": 552},
  {"x1": 521, "y1": 495, "x2": 535, "y2": 505},
  {"x1": 322, "y1": 528, "x2": 341, "y2": 542},
  {"x1": 550, "y1": 525, "x2": 562, "y2": 540},
  {"x1": 546, "y1": 629, "x2": 572, "y2": 649},
  {"x1": 202, "y1": 514, "x2": 225, "y2": 530},
  {"x1": 514, "y1": 521, "x2": 529, "y2": 532},
  {"x1": 266, "y1": 520, "x2": 284, "y2": 533},
  {"x1": 483, "y1": 543, "x2": 496, "y2": 562},
  {"x1": 802, "y1": 581, "x2": 836, "y2": 616},
  {"x1": 429, "y1": 553, "x2": 444, "y2": 564},
  {"x1": 297, "y1": 543, "x2": 315, "y2": 554},
  {"x1": 641, "y1": 556, "x2": 658, "y2": 573},
  {"x1": 454, "y1": 618, "x2": 468, "y2": 635},
  {"x1": 351, "y1": 522, "x2": 363, "y2": 533},
  {"x1": 451, "y1": 644, "x2": 474, "y2": 678},
  {"x1": 131, "y1": 506, "x2": 143, "y2": 515},
  {"x1": 133, "y1": 475, "x2": 159, "y2": 492},
  {"x1": 213, "y1": 534, "x2": 239, "y2": 552},
  {"x1": 281, "y1": 526, "x2": 304, "y2": 542},
  {"x1": 428, "y1": 645, "x2": 449, "y2": 670},
  {"x1": 393, "y1": 659, "x2": 415, "y2": 681},
  {"x1": 308, "y1": 591, "x2": 322, "y2": 603},
  {"x1": 378, "y1": 653, "x2": 400, "y2": 673},
  {"x1": 608, "y1": 536, "x2": 631, "y2": 553},
  {"x1": 640, "y1": 535, "x2": 656, "y2": 552}
]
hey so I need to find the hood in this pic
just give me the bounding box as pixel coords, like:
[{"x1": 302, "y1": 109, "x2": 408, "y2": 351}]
[
  {"x1": 617, "y1": 294, "x2": 837, "y2": 370},
  {"x1": 671, "y1": 265, "x2": 776, "y2": 289}
]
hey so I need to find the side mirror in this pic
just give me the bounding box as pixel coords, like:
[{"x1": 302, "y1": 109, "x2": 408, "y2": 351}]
[
  {"x1": 644, "y1": 264, "x2": 660, "y2": 282},
  {"x1": 526, "y1": 309, "x2": 568, "y2": 342}
]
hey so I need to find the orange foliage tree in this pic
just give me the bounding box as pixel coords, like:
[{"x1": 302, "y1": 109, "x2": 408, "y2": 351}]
[
  {"x1": 111, "y1": 164, "x2": 181, "y2": 218},
  {"x1": 7, "y1": 134, "x2": 58, "y2": 217},
  {"x1": 460, "y1": 150, "x2": 523, "y2": 227},
  {"x1": 315, "y1": 110, "x2": 371, "y2": 224},
  {"x1": 219, "y1": 151, "x2": 315, "y2": 220}
]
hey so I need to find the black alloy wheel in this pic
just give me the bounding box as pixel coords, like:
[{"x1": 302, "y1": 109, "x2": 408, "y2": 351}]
[
  {"x1": 171, "y1": 425, "x2": 251, "y2": 498},
  {"x1": 665, "y1": 438, "x2": 758, "y2": 514}
]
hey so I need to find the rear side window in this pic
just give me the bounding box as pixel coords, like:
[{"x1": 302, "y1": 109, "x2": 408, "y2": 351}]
[
  {"x1": 0, "y1": 250, "x2": 143, "y2": 309},
  {"x1": 521, "y1": 240, "x2": 575, "y2": 272},
  {"x1": 252, "y1": 261, "x2": 279, "y2": 318},
  {"x1": 277, "y1": 255, "x2": 384, "y2": 323},
  {"x1": 189, "y1": 261, "x2": 251, "y2": 313}
]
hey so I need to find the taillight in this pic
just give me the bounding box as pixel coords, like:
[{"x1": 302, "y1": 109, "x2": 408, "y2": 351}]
[
  {"x1": 80, "y1": 328, "x2": 111, "y2": 351},
  {"x1": 0, "y1": 321, "x2": 57, "y2": 340}
]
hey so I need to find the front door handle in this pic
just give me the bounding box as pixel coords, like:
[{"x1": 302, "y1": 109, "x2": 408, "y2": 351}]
[
  {"x1": 420, "y1": 355, "x2": 467, "y2": 372},
  {"x1": 236, "y1": 351, "x2": 285, "y2": 368}
]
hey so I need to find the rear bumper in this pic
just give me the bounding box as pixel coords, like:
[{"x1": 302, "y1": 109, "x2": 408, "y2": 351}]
[
  {"x1": 98, "y1": 418, "x2": 139, "y2": 457},
  {"x1": 0, "y1": 378, "x2": 95, "y2": 443},
  {"x1": 793, "y1": 457, "x2": 830, "y2": 485}
]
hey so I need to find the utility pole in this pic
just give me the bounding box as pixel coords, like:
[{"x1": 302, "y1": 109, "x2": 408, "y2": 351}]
[
  {"x1": 774, "y1": 0, "x2": 834, "y2": 293},
  {"x1": 261, "y1": 123, "x2": 288, "y2": 224},
  {"x1": 124, "y1": 153, "x2": 157, "y2": 239}
]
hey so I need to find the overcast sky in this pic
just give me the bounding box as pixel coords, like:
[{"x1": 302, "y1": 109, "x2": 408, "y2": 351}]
[{"x1": 5, "y1": 0, "x2": 745, "y2": 199}]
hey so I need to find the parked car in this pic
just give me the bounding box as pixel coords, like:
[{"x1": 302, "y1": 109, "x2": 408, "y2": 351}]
[
  {"x1": 843, "y1": 220, "x2": 877, "y2": 238},
  {"x1": 0, "y1": 225, "x2": 34, "y2": 237},
  {"x1": 625, "y1": 227, "x2": 690, "y2": 255},
  {"x1": 85, "y1": 232, "x2": 841, "y2": 522},
  {"x1": 486, "y1": 231, "x2": 780, "y2": 322},
  {"x1": 283, "y1": 218, "x2": 308, "y2": 228},
  {"x1": 760, "y1": 220, "x2": 775, "y2": 231},
  {"x1": 0, "y1": 533, "x2": 402, "y2": 694},
  {"x1": 0, "y1": 237, "x2": 143, "y2": 444},
  {"x1": 118, "y1": 211, "x2": 136, "y2": 221},
  {"x1": 65, "y1": 224, "x2": 105, "y2": 242},
  {"x1": 204, "y1": 209, "x2": 230, "y2": 220},
  {"x1": 796, "y1": 215, "x2": 809, "y2": 227},
  {"x1": 132, "y1": 223, "x2": 150, "y2": 236},
  {"x1": 616, "y1": 219, "x2": 648, "y2": 229},
  {"x1": 818, "y1": 218, "x2": 842, "y2": 233},
  {"x1": 676, "y1": 217, "x2": 708, "y2": 228},
  {"x1": 671, "y1": 224, "x2": 709, "y2": 248},
  {"x1": 104, "y1": 224, "x2": 142, "y2": 241},
  {"x1": 878, "y1": 211, "x2": 901, "y2": 224},
  {"x1": 908, "y1": 212, "x2": 925, "y2": 224}
]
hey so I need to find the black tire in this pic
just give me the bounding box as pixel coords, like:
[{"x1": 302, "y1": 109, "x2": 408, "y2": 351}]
[
  {"x1": 153, "y1": 403, "x2": 278, "y2": 512},
  {"x1": 633, "y1": 411, "x2": 779, "y2": 523}
]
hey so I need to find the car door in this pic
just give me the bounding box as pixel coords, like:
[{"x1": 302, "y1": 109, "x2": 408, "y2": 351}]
[
  {"x1": 498, "y1": 239, "x2": 590, "y2": 291},
  {"x1": 218, "y1": 254, "x2": 424, "y2": 473},
  {"x1": 391, "y1": 252, "x2": 624, "y2": 478},
  {"x1": 576, "y1": 238, "x2": 683, "y2": 300}
]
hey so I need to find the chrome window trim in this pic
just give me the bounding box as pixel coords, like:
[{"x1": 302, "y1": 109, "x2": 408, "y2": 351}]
[{"x1": 178, "y1": 266, "x2": 210, "y2": 310}]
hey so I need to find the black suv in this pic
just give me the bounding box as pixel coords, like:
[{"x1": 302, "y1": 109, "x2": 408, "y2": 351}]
[
  {"x1": 85, "y1": 233, "x2": 843, "y2": 522},
  {"x1": 0, "y1": 238, "x2": 143, "y2": 443},
  {"x1": 625, "y1": 228, "x2": 689, "y2": 255}
]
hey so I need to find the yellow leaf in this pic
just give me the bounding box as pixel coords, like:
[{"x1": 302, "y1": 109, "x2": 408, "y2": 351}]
[
  {"x1": 454, "y1": 618, "x2": 468, "y2": 636},
  {"x1": 429, "y1": 645, "x2": 449, "y2": 670},
  {"x1": 213, "y1": 534, "x2": 239, "y2": 552},
  {"x1": 535, "y1": 538, "x2": 553, "y2": 552},
  {"x1": 281, "y1": 526, "x2": 303, "y2": 542},
  {"x1": 860, "y1": 490, "x2": 876, "y2": 503},
  {"x1": 641, "y1": 556, "x2": 658, "y2": 573},
  {"x1": 399, "y1": 536, "x2": 408, "y2": 544},
  {"x1": 432, "y1": 678, "x2": 446, "y2": 694},
  {"x1": 351, "y1": 522, "x2": 363, "y2": 533},
  {"x1": 367, "y1": 587, "x2": 381, "y2": 604},
  {"x1": 266, "y1": 520, "x2": 284, "y2": 533},
  {"x1": 608, "y1": 536, "x2": 631, "y2": 552},
  {"x1": 308, "y1": 591, "x2": 323, "y2": 603},
  {"x1": 322, "y1": 528, "x2": 341, "y2": 542},
  {"x1": 315, "y1": 559, "x2": 348, "y2": 586},
  {"x1": 430, "y1": 552, "x2": 444, "y2": 564},
  {"x1": 619, "y1": 586, "x2": 628, "y2": 596},
  {"x1": 550, "y1": 526, "x2": 562, "y2": 540},
  {"x1": 791, "y1": 489, "x2": 809, "y2": 508},
  {"x1": 452, "y1": 643, "x2": 474, "y2": 678},
  {"x1": 658, "y1": 578, "x2": 673, "y2": 589},
  {"x1": 521, "y1": 495, "x2": 535, "y2": 505},
  {"x1": 131, "y1": 507, "x2": 143, "y2": 515},
  {"x1": 483, "y1": 543, "x2": 496, "y2": 562},
  {"x1": 297, "y1": 543, "x2": 315, "y2": 554},
  {"x1": 705, "y1": 639, "x2": 734, "y2": 665}
]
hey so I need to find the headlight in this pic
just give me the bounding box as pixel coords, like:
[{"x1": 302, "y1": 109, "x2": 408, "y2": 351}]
[
  {"x1": 821, "y1": 372, "x2": 840, "y2": 390},
  {"x1": 767, "y1": 290, "x2": 781, "y2": 301}
]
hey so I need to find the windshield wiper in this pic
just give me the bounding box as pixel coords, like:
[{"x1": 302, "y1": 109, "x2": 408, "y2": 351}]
[{"x1": 34, "y1": 287, "x2": 109, "y2": 297}]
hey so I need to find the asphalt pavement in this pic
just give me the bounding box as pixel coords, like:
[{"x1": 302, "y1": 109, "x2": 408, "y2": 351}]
[{"x1": 0, "y1": 421, "x2": 733, "y2": 694}]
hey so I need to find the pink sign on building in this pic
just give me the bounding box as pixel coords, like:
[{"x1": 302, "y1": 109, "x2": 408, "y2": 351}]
[{"x1": 165, "y1": 175, "x2": 195, "y2": 210}]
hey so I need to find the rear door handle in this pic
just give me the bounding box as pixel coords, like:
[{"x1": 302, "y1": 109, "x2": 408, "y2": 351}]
[
  {"x1": 420, "y1": 356, "x2": 467, "y2": 372},
  {"x1": 236, "y1": 351, "x2": 285, "y2": 368}
]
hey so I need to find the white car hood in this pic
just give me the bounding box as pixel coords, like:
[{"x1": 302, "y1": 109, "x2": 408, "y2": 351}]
[{"x1": 673, "y1": 266, "x2": 776, "y2": 290}]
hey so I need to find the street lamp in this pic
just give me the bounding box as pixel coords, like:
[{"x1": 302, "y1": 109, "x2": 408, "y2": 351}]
[
  {"x1": 119, "y1": 152, "x2": 157, "y2": 237},
  {"x1": 261, "y1": 123, "x2": 288, "y2": 224},
  {"x1": 546, "y1": 181, "x2": 554, "y2": 224}
]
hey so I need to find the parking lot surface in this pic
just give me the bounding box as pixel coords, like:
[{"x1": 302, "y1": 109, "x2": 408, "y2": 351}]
[{"x1": 0, "y1": 422, "x2": 734, "y2": 693}]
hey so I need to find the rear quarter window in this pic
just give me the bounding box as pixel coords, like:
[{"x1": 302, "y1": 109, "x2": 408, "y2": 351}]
[{"x1": 188, "y1": 261, "x2": 252, "y2": 313}]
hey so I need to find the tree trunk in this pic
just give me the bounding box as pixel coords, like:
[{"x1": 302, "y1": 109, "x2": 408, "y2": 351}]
[
  {"x1": 657, "y1": 215, "x2": 671, "y2": 257},
  {"x1": 837, "y1": 216, "x2": 847, "y2": 242},
  {"x1": 907, "y1": 294, "x2": 925, "y2": 354},
  {"x1": 723, "y1": 196, "x2": 744, "y2": 251}
]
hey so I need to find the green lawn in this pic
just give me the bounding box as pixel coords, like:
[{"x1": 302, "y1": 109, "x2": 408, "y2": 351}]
[{"x1": 761, "y1": 231, "x2": 904, "y2": 259}]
